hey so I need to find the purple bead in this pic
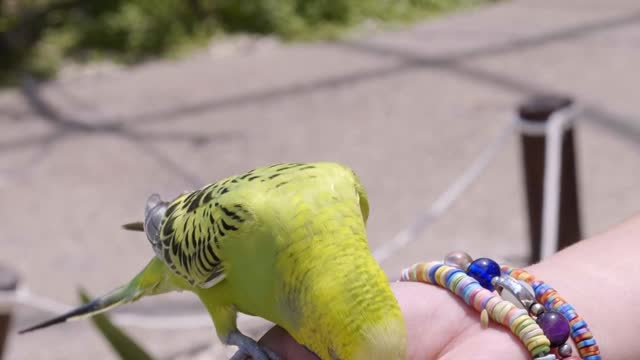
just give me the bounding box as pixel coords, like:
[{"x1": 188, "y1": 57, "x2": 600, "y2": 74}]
[
  {"x1": 466, "y1": 258, "x2": 501, "y2": 291},
  {"x1": 537, "y1": 311, "x2": 570, "y2": 347}
]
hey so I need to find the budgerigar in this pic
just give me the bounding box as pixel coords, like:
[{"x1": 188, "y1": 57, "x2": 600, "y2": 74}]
[{"x1": 21, "y1": 162, "x2": 407, "y2": 360}]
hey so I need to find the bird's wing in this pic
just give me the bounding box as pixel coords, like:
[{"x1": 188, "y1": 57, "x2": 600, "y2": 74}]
[
  {"x1": 155, "y1": 162, "x2": 366, "y2": 288},
  {"x1": 156, "y1": 175, "x2": 255, "y2": 288}
]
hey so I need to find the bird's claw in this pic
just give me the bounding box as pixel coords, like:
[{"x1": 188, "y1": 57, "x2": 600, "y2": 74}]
[
  {"x1": 229, "y1": 347, "x2": 280, "y2": 360},
  {"x1": 227, "y1": 330, "x2": 281, "y2": 360}
]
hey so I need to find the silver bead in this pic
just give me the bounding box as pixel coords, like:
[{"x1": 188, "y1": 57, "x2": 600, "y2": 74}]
[
  {"x1": 491, "y1": 276, "x2": 501, "y2": 289},
  {"x1": 444, "y1": 251, "x2": 473, "y2": 271},
  {"x1": 499, "y1": 286, "x2": 523, "y2": 308},
  {"x1": 558, "y1": 343, "x2": 573, "y2": 357},
  {"x1": 520, "y1": 280, "x2": 535, "y2": 297},
  {"x1": 493, "y1": 275, "x2": 537, "y2": 310},
  {"x1": 530, "y1": 303, "x2": 545, "y2": 317}
]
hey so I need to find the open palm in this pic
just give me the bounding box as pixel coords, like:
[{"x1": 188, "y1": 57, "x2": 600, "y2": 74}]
[{"x1": 258, "y1": 282, "x2": 529, "y2": 360}]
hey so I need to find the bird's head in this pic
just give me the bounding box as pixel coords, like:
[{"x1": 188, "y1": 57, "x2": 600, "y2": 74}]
[
  {"x1": 122, "y1": 193, "x2": 168, "y2": 258},
  {"x1": 143, "y1": 194, "x2": 168, "y2": 258}
]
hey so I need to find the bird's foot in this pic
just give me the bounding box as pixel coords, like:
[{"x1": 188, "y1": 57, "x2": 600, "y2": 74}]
[{"x1": 227, "y1": 330, "x2": 281, "y2": 360}]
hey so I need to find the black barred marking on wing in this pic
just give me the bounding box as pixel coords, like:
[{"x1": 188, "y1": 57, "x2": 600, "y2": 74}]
[
  {"x1": 155, "y1": 162, "x2": 322, "y2": 287},
  {"x1": 220, "y1": 218, "x2": 238, "y2": 231},
  {"x1": 220, "y1": 206, "x2": 244, "y2": 222},
  {"x1": 203, "y1": 191, "x2": 213, "y2": 204},
  {"x1": 163, "y1": 248, "x2": 172, "y2": 264},
  {"x1": 206, "y1": 243, "x2": 220, "y2": 262},
  {"x1": 215, "y1": 221, "x2": 225, "y2": 237},
  {"x1": 158, "y1": 191, "x2": 245, "y2": 286},
  {"x1": 186, "y1": 191, "x2": 205, "y2": 212}
]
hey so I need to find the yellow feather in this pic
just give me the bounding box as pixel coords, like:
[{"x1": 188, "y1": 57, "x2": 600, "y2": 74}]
[{"x1": 191, "y1": 162, "x2": 406, "y2": 359}]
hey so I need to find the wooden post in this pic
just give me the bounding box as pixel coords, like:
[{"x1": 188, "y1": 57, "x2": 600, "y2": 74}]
[
  {"x1": 518, "y1": 95, "x2": 583, "y2": 264},
  {"x1": 0, "y1": 265, "x2": 18, "y2": 360}
]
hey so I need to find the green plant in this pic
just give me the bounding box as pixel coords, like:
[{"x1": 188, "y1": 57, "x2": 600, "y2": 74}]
[
  {"x1": 0, "y1": 0, "x2": 498, "y2": 85},
  {"x1": 78, "y1": 289, "x2": 155, "y2": 360}
]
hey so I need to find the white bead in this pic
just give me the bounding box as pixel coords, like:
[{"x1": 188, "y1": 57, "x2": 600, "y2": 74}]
[
  {"x1": 533, "y1": 355, "x2": 556, "y2": 360},
  {"x1": 444, "y1": 251, "x2": 473, "y2": 271}
]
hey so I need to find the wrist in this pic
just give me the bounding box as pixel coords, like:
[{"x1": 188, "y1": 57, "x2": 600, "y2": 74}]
[{"x1": 392, "y1": 281, "x2": 530, "y2": 360}]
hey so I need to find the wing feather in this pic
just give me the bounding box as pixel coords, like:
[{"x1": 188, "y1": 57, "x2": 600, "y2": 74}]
[{"x1": 153, "y1": 162, "x2": 365, "y2": 288}]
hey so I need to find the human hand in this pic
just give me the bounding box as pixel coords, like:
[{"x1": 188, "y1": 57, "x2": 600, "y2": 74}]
[{"x1": 257, "y1": 281, "x2": 529, "y2": 360}]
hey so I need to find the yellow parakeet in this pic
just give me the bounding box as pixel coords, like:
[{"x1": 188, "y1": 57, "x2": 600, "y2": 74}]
[{"x1": 21, "y1": 162, "x2": 407, "y2": 360}]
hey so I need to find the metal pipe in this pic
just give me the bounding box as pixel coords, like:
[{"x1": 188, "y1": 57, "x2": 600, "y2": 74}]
[{"x1": 518, "y1": 95, "x2": 582, "y2": 264}]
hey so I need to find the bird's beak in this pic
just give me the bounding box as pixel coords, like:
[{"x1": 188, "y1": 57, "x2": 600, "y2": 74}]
[{"x1": 122, "y1": 222, "x2": 145, "y2": 232}]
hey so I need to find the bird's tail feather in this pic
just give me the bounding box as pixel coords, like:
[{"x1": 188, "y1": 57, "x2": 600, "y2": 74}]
[
  {"x1": 19, "y1": 257, "x2": 168, "y2": 334},
  {"x1": 18, "y1": 285, "x2": 134, "y2": 334}
]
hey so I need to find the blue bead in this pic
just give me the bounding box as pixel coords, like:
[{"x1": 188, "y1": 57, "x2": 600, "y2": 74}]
[
  {"x1": 445, "y1": 269, "x2": 464, "y2": 288},
  {"x1": 578, "y1": 339, "x2": 596, "y2": 347},
  {"x1": 563, "y1": 309, "x2": 578, "y2": 320},
  {"x1": 571, "y1": 319, "x2": 587, "y2": 332},
  {"x1": 466, "y1": 258, "x2": 501, "y2": 291},
  {"x1": 535, "y1": 283, "x2": 551, "y2": 296},
  {"x1": 428, "y1": 264, "x2": 442, "y2": 284},
  {"x1": 462, "y1": 283, "x2": 481, "y2": 304},
  {"x1": 558, "y1": 303, "x2": 573, "y2": 313}
]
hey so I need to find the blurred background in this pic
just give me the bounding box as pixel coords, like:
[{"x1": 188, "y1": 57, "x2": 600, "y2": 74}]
[{"x1": 1, "y1": 0, "x2": 639, "y2": 358}]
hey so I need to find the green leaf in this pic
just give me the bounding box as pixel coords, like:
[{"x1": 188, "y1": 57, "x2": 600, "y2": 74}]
[{"x1": 78, "y1": 289, "x2": 155, "y2": 360}]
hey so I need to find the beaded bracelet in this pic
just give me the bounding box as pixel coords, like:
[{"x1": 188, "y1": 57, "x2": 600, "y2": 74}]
[
  {"x1": 502, "y1": 266, "x2": 601, "y2": 360},
  {"x1": 401, "y1": 261, "x2": 552, "y2": 358},
  {"x1": 400, "y1": 251, "x2": 598, "y2": 360}
]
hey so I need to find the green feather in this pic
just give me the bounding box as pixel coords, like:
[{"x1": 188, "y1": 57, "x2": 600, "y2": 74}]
[{"x1": 78, "y1": 289, "x2": 154, "y2": 360}]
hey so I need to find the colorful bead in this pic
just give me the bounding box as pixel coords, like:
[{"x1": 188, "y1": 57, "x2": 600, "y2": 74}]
[
  {"x1": 502, "y1": 265, "x2": 600, "y2": 359},
  {"x1": 577, "y1": 339, "x2": 596, "y2": 348},
  {"x1": 401, "y1": 262, "x2": 551, "y2": 358},
  {"x1": 536, "y1": 311, "x2": 570, "y2": 347},
  {"x1": 534, "y1": 355, "x2": 557, "y2": 360},
  {"x1": 467, "y1": 258, "x2": 501, "y2": 291},
  {"x1": 480, "y1": 309, "x2": 489, "y2": 328},
  {"x1": 521, "y1": 325, "x2": 544, "y2": 343},
  {"x1": 444, "y1": 251, "x2": 474, "y2": 271},
  {"x1": 428, "y1": 262, "x2": 442, "y2": 283}
]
